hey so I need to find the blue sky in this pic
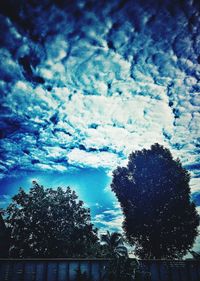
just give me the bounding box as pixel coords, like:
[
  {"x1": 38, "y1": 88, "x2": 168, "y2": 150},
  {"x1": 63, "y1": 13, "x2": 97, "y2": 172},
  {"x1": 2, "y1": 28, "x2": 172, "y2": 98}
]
[{"x1": 0, "y1": 0, "x2": 200, "y2": 251}]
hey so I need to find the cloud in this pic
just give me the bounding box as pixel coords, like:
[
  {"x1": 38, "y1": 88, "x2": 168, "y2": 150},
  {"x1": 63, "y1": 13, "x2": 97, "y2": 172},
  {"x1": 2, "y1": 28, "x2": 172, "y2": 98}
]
[
  {"x1": 93, "y1": 205, "x2": 123, "y2": 233},
  {"x1": 0, "y1": 0, "x2": 199, "y2": 196},
  {"x1": 0, "y1": 194, "x2": 11, "y2": 208}
]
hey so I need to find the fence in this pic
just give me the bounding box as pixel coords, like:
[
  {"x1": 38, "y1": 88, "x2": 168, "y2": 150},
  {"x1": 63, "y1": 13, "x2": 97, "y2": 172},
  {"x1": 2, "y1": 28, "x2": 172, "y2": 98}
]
[
  {"x1": 139, "y1": 259, "x2": 200, "y2": 281},
  {"x1": 0, "y1": 258, "x2": 200, "y2": 281}
]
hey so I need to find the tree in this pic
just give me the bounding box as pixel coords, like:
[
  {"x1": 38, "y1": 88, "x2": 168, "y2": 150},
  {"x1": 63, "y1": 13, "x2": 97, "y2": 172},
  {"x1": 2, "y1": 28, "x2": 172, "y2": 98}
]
[
  {"x1": 111, "y1": 143, "x2": 200, "y2": 259},
  {"x1": 4, "y1": 181, "x2": 99, "y2": 258},
  {"x1": 100, "y1": 231, "x2": 128, "y2": 258},
  {"x1": 101, "y1": 231, "x2": 137, "y2": 281},
  {"x1": 0, "y1": 213, "x2": 10, "y2": 257}
]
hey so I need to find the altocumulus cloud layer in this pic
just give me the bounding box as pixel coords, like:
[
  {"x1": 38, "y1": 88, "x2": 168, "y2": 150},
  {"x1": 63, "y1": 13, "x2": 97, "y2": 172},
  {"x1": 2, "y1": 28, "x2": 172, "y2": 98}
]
[{"x1": 0, "y1": 0, "x2": 200, "y2": 196}]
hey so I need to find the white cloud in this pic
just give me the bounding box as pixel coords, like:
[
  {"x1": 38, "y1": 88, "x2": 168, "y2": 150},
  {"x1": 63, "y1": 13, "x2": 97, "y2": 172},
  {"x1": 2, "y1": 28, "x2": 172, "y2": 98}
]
[
  {"x1": 0, "y1": 0, "x2": 199, "y2": 196},
  {"x1": 0, "y1": 195, "x2": 11, "y2": 208},
  {"x1": 93, "y1": 207, "x2": 123, "y2": 233},
  {"x1": 68, "y1": 149, "x2": 119, "y2": 168}
]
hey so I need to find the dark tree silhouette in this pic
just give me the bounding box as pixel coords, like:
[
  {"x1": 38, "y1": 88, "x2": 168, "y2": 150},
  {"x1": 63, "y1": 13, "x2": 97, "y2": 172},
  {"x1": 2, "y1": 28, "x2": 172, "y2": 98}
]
[
  {"x1": 101, "y1": 231, "x2": 128, "y2": 258},
  {"x1": 4, "y1": 181, "x2": 99, "y2": 258},
  {"x1": 111, "y1": 143, "x2": 199, "y2": 259},
  {"x1": 100, "y1": 231, "x2": 137, "y2": 281},
  {"x1": 0, "y1": 213, "x2": 10, "y2": 257}
]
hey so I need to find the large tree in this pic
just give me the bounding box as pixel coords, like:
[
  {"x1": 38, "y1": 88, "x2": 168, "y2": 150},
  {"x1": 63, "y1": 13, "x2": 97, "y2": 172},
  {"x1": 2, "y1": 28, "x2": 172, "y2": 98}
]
[
  {"x1": 111, "y1": 143, "x2": 199, "y2": 259},
  {"x1": 4, "y1": 181, "x2": 99, "y2": 258}
]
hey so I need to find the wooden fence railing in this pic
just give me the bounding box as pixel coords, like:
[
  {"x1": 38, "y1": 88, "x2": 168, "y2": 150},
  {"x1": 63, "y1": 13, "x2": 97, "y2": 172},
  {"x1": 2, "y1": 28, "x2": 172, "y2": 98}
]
[{"x1": 0, "y1": 258, "x2": 200, "y2": 281}]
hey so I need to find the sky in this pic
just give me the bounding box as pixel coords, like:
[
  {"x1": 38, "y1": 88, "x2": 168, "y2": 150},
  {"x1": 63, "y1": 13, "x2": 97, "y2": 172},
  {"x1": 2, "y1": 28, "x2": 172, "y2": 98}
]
[{"x1": 0, "y1": 0, "x2": 200, "y2": 251}]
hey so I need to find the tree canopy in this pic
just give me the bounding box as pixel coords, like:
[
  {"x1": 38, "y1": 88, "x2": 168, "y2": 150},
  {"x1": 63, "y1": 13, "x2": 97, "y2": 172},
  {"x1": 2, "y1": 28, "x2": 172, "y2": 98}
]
[
  {"x1": 4, "y1": 181, "x2": 99, "y2": 258},
  {"x1": 111, "y1": 143, "x2": 199, "y2": 259}
]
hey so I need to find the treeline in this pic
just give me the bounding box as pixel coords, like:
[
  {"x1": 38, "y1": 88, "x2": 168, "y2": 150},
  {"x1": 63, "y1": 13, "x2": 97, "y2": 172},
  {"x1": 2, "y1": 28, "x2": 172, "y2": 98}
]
[{"x1": 0, "y1": 144, "x2": 199, "y2": 260}]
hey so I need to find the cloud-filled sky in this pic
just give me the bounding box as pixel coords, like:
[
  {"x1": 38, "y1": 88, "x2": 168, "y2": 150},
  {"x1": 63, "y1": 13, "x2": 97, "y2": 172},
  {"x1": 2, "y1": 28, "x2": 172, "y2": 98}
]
[{"x1": 0, "y1": 0, "x2": 200, "y2": 247}]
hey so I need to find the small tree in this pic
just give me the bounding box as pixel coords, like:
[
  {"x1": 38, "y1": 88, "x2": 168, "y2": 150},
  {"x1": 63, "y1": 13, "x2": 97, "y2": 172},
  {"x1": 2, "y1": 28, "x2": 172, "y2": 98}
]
[
  {"x1": 111, "y1": 144, "x2": 199, "y2": 259},
  {"x1": 4, "y1": 181, "x2": 99, "y2": 258},
  {"x1": 100, "y1": 231, "x2": 128, "y2": 258},
  {"x1": 101, "y1": 231, "x2": 138, "y2": 281}
]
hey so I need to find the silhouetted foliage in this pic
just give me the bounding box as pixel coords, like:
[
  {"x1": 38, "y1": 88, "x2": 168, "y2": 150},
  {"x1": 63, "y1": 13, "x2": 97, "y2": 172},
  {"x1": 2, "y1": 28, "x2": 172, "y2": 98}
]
[
  {"x1": 111, "y1": 143, "x2": 199, "y2": 259},
  {"x1": 100, "y1": 231, "x2": 128, "y2": 258},
  {"x1": 0, "y1": 213, "x2": 10, "y2": 257},
  {"x1": 4, "y1": 181, "x2": 99, "y2": 258},
  {"x1": 100, "y1": 231, "x2": 137, "y2": 281}
]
